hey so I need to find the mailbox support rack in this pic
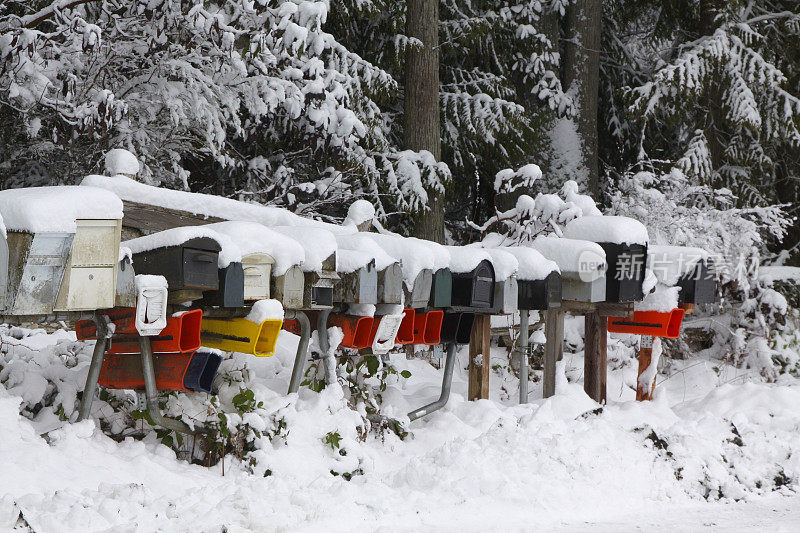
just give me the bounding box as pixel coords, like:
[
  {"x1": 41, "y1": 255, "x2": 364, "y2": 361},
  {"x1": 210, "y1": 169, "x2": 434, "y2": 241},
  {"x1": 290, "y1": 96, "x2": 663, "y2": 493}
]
[
  {"x1": 286, "y1": 310, "x2": 311, "y2": 394},
  {"x1": 407, "y1": 343, "x2": 457, "y2": 421},
  {"x1": 76, "y1": 312, "x2": 207, "y2": 435}
]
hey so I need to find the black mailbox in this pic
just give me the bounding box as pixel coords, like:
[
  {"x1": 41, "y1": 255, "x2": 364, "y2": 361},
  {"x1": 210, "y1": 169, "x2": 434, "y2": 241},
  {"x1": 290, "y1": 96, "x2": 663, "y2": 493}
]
[
  {"x1": 599, "y1": 242, "x2": 647, "y2": 303},
  {"x1": 430, "y1": 268, "x2": 452, "y2": 308},
  {"x1": 678, "y1": 259, "x2": 716, "y2": 304},
  {"x1": 132, "y1": 237, "x2": 221, "y2": 292},
  {"x1": 440, "y1": 312, "x2": 475, "y2": 344},
  {"x1": 518, "y1": 271, "x2": 562, "y2": 310},
  {"x1": 451, "y1": 260, "x2": 495, "y2": 308},
  {"x1": 202, "y1": 262, "x2": 245, "y2": 308}
]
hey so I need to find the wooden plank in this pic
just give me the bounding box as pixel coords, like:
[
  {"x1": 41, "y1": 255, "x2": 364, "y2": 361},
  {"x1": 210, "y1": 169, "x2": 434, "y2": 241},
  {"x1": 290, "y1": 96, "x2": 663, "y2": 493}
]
[
  {"x1": 543, "y1": 308, "x2": 565, "y2": 398},
  {"x1": 561, "y1": 300, "x2": 596, "y2": 315},
  {"x1": 121, "y1": 200, "x2": 224, "y2": 235},
  {"x1": 468, "y1": 314, "x2": 491, "y2": 401},
  {"x1": 583, "y1": 309, "x2": 607, "y2": 403},
  {"x1": 597, "y1": 301, "x2": 635, "y2": 317}
]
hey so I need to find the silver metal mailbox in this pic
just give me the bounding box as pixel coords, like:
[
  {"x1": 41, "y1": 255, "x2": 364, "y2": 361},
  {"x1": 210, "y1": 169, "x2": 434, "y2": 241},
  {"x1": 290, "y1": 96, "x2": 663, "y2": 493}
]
[
  {"x1": 404, "y1": 268, "x2": 433, "y2": 309},
  {"x1": 490, "y1": 276, "x2": 519, "y2": 315},
  {"x1": 334, "y1": 253, "x2": 378, "y2": 305},
  {"x1": 532, "y1": 237, "x2": 607, "y2": 303},
  {"x1": 1, "y1": 219, "x2": 121, "y2": 315},
  {"x1": 115, "y1": 253, "x2": 136, "y2": 308},
  {"x1": 272, "y1": 264, "x2": 305, "y2": 309},
  {"x1": 377, "y1": 262, "x2": 403, "y2": 304}
]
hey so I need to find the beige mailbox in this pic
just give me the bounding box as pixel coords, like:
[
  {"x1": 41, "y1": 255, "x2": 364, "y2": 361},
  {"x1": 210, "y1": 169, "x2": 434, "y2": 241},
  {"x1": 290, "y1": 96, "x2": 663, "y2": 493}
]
[{"x1": 0, "y1": 186, "x2": 123, "y2": 315}]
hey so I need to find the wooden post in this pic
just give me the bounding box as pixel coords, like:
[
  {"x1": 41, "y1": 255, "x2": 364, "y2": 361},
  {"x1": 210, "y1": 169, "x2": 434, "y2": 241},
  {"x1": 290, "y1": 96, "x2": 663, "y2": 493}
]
[
  {"x1": 583, "y1": 310, "x2": 607, "y2": 403},
  {"x1": 543, "y1": 309, "x2": 565, "y2": 398},
  {"x1": 635, "y1": 336, "x2": 656, "y2": 401},
  {"x1": 468, "y1": 314, "x2": 491, "y2": 400}
]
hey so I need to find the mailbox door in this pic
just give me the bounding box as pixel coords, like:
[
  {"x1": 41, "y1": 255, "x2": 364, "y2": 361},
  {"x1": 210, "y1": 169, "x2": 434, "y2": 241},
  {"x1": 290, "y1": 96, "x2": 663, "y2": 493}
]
[
  {"x1": 678, "y1": 260, "x2": 716, "y2": 304},
  {"x1": 406, "y1": 269, "x2": 433, "y2": 308},
  {"x1": 601, "y1": 242, "x2": 646, "y2": 303},
  {"x1": 470, "y1": 260, "x2": 495, "y2": 308},
  {"x1": 9, "y1": 232, "x2": 72, "y2": 315},
  {"x1": 358, "y1": 263, "x2": 378, "y2": 304},
  {"x1": 207, "y1": 262, "x2": 244, "y2": 308},
  {"x1": 562, "y1": 275, "x2": 606, "y2": 303},
  {"x1": 242, "y1": 253, "x2": 273, "y2": 301},
  {"x1": 334, "y1": 265, "x2": 377, "y2": 305},
  {"x1": 502, "y1": 277, "x2": 518, "y2": 314},
  {"x1": 378, "y1": 263, "x2": 403, "y2": 304},
  {"x1": 70, "y1": 219, "x2": 120, "y2": 267},
  {"x1": 182, "y1": 247, "x2": 219, "y2": 290},
  {"x1": 0, "y1": 232, "x2": 9, "y2": 310},
  {"x1": 115, "y1": 257, "x2": 136, "y2": 308},
  {"x1": 57, "y1": 266, "x2": 116, "y2": 311},
  {"x1": 430, "y1": 268, "x2": 452, "y2": 308},
  {"x1": 519, "y1": 272, "x2": 562, "y2": 310},
  {"x1": 272, "y1": 266, "x2": 304, "y2": 309}
]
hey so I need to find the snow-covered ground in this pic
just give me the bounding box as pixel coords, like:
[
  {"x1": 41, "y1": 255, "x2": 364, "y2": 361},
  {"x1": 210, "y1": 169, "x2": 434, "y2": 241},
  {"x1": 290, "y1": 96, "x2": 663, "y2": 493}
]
[{"x1": 1, "y1": 319, "x2": 799, "y2": 532}]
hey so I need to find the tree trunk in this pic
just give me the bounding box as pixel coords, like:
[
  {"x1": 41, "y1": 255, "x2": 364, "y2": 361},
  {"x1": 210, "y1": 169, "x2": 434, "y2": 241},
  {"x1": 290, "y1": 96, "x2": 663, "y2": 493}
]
[
  {"x1": 561, "y1": 0, "x2": 602, "y2": 196},
  {"x1": 700, "y1": 0, "x2": 725, "y2": 173},
  {"x1": 405, "y1": 0, "x2": 443, "y2": 243}
]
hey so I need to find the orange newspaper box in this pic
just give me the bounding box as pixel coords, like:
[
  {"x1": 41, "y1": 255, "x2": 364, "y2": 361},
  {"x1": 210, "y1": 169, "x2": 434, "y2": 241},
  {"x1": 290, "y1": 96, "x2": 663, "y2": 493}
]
[{"x1": 607, "y1": 308, "x2": 686, "y2": 339}]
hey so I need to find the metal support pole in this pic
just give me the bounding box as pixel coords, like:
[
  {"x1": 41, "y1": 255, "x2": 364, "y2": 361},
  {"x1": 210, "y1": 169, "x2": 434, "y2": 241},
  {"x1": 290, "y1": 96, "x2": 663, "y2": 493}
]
[
  {"x1": 408, "y1": 343, "x2": 457, "y2": 421},
  {"x1": 316, "y1": 308, "x2": 337, "y2": 386},
  {"x1": 77, "y1": 313, "x2": 109, "y2": 422},
  {"x1": 286, "y1": 310, "x2": 311, "y2": 394},
  {"x1": 519, "y1": 310, "x2": 529, "y2": 404},
  {"x1": 139, "y1": 336, "x2": 199, "y2": 435}
]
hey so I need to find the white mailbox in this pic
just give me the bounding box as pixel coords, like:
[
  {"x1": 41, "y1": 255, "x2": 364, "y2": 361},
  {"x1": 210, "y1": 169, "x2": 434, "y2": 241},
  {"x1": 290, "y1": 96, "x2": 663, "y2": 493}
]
[
  {"x1": 242, "y1": 252, "x2": 275, "y2": 301},
  {"x1": 54, "y1": 219, "x2": 121, "y2": 311}
]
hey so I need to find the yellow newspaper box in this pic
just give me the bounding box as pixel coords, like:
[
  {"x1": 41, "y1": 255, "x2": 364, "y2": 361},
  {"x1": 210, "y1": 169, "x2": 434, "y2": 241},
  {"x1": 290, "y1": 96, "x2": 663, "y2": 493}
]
[{"x1": 200, "y1": 316, "x2": 283, "y2": 357}]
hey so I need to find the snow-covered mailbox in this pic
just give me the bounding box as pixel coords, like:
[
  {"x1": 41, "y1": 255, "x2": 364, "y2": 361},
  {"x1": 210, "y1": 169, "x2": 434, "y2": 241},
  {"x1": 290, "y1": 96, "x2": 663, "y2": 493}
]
[
  {"x1": 0, "y1": 186, "x2": 123, "y2": 315},
  {"x1": 532, "y1": 235, "x2": 607, "y2": 302},
  {"x1": 333, "y1": 250, "x2": 378, "y2": 304},
  {"x1": 125, "y1": 227, "x2": 245, "y2": 307},
  {"x1": 562, "y1": 216, "x2": 649, "y2": 303},
  {"x1": 479, "y1": 248, "x2": 520, "y2": 315},
  {"x1": 361, "y1": 233, "x2": 449, "y2": 309},
  {"x1": 335, "y1": 233, "x2": 403, "y2": 305},
  {"x1": 202, "y1": 221, "x2": 306, "y2": 302},
  {"x1": 501, "y1": 247, "x2": 562, "y2": 310},
  {"x1": 648, "y1": 245, "x2": 716, "y2": 305},
  {"x1": 448, "y1": 247, "x2": 496, "y2": 309},
  {"x1": 272, "y1": 226, "x2": 339, "y2": 309}
]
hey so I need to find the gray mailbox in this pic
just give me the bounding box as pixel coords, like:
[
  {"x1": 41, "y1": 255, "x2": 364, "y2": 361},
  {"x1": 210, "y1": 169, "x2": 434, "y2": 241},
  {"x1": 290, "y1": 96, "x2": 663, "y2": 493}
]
[
  {"x1": 334, "y1": 250, "x2": 378, "y2": 304},
  {"x1": 336, "y1": 233, "x2": 402, "y2": 305},
  {"x1": 359, "y1": 233, "x2": 447, "y2": 310},
  {"x1": 272, "y1": 265, "x2": 305, "y2": 309},
  {"x1": 532, "y1": 236, "x2": 607, "y2": 303},
  {"x1": 482, "y1": 248, "x2": 520, "y2": 315}
]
